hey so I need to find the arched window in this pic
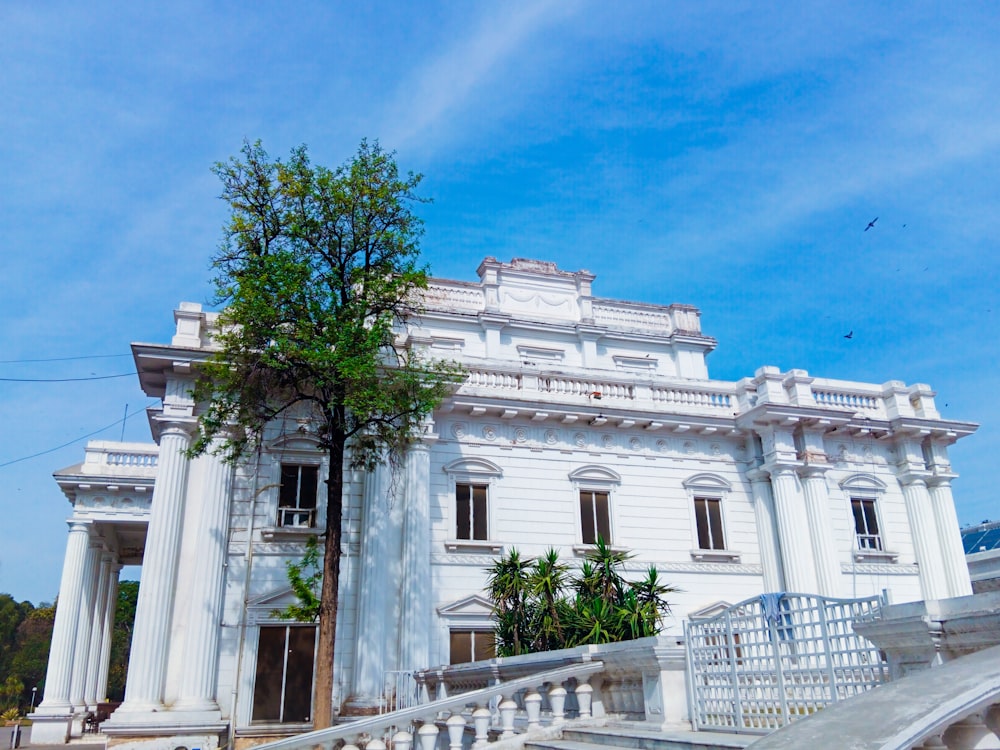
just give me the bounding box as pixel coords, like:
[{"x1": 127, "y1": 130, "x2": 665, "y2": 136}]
[
  {"x1": 569, "y1": 466, "x2": 621, "y2": 546},
  {"x1": 683, "y1": 473, "x2": 739, "y2": 562},
  {"x1": 443, "y1": 459, "x2": 503, "y2": 551}
]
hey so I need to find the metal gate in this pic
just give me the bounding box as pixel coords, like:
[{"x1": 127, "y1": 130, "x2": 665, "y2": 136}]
[{"x1": 684, "y1": 593, "x2": 888, "y2": 734}]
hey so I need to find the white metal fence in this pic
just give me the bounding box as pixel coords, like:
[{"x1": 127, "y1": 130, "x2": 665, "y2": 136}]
[{"x1": 684, "y1": 592, "x2": 887, "y2": 734}]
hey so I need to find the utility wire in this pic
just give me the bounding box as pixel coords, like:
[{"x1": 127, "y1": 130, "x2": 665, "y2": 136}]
[
  {"x1": 0, "y1": 373, "x2": 137, "y2": 382},
  {"x1": 0, "y1": 400, "x2": 158, "y2": 469},
  {"x1": 0, "y1": 353, "x2": 132, "y2": 364}
]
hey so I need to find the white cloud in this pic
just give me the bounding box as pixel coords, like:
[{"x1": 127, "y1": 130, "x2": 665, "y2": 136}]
[{"x1": 379, "y1": 0, "x2": 581, "y2": 154}]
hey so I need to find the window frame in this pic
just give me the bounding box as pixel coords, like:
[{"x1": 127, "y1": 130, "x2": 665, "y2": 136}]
[
  {"x1": 443, "y1": 458, "x2": 503, "y2": 553},
  {"x1": 693, "y1": 496, "x2": 726, "y2": 551},
  {"x1": 578, "y1": 488, "x2": 613, "y2": 546},
  {"x1": 448, "y1": 629, "x2": 497, "y2": 665},
  {"x1": 568, "y1": 465, "x2": 621, "y2": 555},
  {"x1": 851, "y1": 497, "x2": 883, "y2": 551},
  {"x1": 250, "y1": 624, "x2": 317, "y2": 726},
  {"x1": 684, "y1": 473, "x2": 740, "y2": 563},
  {"x1": 278, "y1": 463, "x2": 320, "y2": 528},
  {"x1": 839, "y1": 474, "x2": 898, "y2": 563},
  {"x1": 455, "y1": 481, "x2": 490, "y2": 541}
]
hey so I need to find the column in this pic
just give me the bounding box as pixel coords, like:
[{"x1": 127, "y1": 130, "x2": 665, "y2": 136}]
[
  {"x1": 927, "y1": 479, "x2": 974, "y2": 598},
  {"x1": 68, "y1": 539, "x2": 100, "y2": 714},
  {"x1": 115, "y1": 421, "x2": 193, "y2": 714},
  {"x1": 174, "y1": 446, "x2": 234, "y2": 713},
  {"x1": 800, "y1": 469, "x2": 841, "y2": 597},
  {"x1": 35, "y1": 520, "x2": 93, "y2": 714},
  {"x1": 398, "y1": 435, "x2": 434, "y2": 671},
  {"x1": 747, "y1": 470, "x2": 784, "y2": 592},
  {"x1": 346, "y1": 461, "x2": 397, "y2": 712},
  {"x1": 83, "y1": 551, "x2": 114, "y2": 709},
  {"x1": 900, "y1": 477, "x2": 949, "y2": 601},
  {"x1": 768, "y1": 467, "x2": 818, "y2": 594},
  {"x1": 95, "y1": 564, "x2": 122, "y2": 704}
]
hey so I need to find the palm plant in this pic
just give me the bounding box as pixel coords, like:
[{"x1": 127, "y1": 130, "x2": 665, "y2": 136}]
[
  {"x1": 528, "y1": 548, "x2": 569, "y2": 651},
  {"x1": 487, "y1": 549, "x2": 534, "y2": 656},
  {"x1": 487, "y1": 541, "x2": 678, "y2": 654}
]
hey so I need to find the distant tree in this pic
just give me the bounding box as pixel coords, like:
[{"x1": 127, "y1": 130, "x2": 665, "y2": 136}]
[
  {"x1": 107, "y1": 581, "x2": 139, "y2": 701},
  {"x1": 9, "y1": 603, "x2": 53, "y2": 709},
  {"x1": 190, "y1": 140, "x2": 458, "y2": 727},
  {"x1": 0, "y1": 595, "x2": 32, "y2": 682}
]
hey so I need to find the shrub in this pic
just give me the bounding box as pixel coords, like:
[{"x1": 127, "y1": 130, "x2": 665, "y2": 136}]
[{"x1": 486, "y1": 538, "x2": 676, "y2": 656}]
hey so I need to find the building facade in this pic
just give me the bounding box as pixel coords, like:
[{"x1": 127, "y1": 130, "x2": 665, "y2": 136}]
[{"x1": 31, "y1": 257, "x2": 977, "y2": 747}]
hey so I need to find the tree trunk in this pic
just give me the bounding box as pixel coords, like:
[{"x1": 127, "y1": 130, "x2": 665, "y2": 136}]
[{"x1": 314, "y1": 438, "x2": 345, "y2": 729}]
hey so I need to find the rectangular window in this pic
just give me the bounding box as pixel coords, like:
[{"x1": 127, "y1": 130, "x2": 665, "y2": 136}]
[
  {"x1": 279, "y1": 464, "x2": 318, "y2": 527},
  {"x1": 694, "y1": 497, "x2": 725, "y2": 550},
  {"x1": 579, "y1": 490, "x2": 611, "y2": 544},
  {"x1": 456, "y1": 483, "x2": 488, "y2": 540},
  {"x1": 449, "y1": 630, "x2": 495, "y2": 665},
  {"x1": 252, "y1": 625, "x2": 316, "y2": 723},
  {"x1": 852, "y1": 498, "x2": 882, "y2": 551}
]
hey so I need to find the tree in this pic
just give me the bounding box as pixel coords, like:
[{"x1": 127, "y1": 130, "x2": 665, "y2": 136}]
[
  {"x1": 107, "y1": 581, "x2": 139, "y2": 701},
  {"x1": 190, "y1": 140, "x2": 458, "y2": 727},
  {"x1": 9, "y1": 603, "x2": 53, "y2": 709}
]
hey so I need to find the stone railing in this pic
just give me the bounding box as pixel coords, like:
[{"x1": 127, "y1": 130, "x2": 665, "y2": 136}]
[
  {"x1": 417, "y1": 637, "x2": 688, "y2": 730},
  {"x1": 460, "y1": 367, "x2": 737, "y2": 418},
  {"x1": 423, "y1": 282, "x2": 486, "y2": 313},
  {"x1": 812, "y1": 387, "x2": 885, "y2": 416},
  {"x1": 80, "y1": 441, "x2": 159, "y2": 477},
  {"x1": 251, "y1": 661, "x2": 605, "y2": 750},
  {"x1": 650, "y1": 385, "x2": 733, "y2": 409},
  {"x1": 591, "y1": 302, "x2": 673, "y2": 333},
  {"x1": 466, "y1": 369, "x2": 523, "y2": 390},
  {"x1": 539, "y1": 375, "x2": 634, "y2": 401}
]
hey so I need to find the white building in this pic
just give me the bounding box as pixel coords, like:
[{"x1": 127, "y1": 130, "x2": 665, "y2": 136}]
[{"x1": 30, "y1": 257, "x2": 977, "y2": 747}]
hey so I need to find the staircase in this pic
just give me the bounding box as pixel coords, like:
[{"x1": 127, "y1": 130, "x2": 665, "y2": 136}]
[{"x1": 526, "y1": 721, "x2": 755, "y2": 750}]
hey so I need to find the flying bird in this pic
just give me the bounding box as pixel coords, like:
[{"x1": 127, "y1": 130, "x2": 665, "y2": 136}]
[
  {"x1": 844, "y1": 331, "x2": 854, "y2": 339},
  {"x1": 864, "y1": 217, "x2": 878, "y2": 232}
]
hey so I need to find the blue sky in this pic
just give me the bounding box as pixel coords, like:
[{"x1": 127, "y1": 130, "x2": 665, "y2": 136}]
[{"x1": 1, "y1": 1, "x2": 998, "y2": 604}]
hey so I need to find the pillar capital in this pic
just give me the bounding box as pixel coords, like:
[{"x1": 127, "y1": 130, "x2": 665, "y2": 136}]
[
  {"x1": 898, "y1": 473, "x2": 930, "y2": 489},
  {"x1": 153, "y1": 417, "x2": 196, "y2": 440},
  {"x1": 797, "y1": 464, "x2": 829, "y2": 479}
]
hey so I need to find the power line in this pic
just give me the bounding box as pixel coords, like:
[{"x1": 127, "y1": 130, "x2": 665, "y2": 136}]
[
  {"x1": 0, "y1": 353, "x2": 132, "y2": 364},
  {"x1": 0, "y1": 400, "x2": 158, "y2": 469},
  {"x1": 0, "y1": 373, "x2": 137, "y2": 382}
]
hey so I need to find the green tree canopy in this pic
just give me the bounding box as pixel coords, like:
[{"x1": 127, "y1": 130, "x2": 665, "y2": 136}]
[{"x1": 191, "y1": 140, "x2": 458, "y2": 727}]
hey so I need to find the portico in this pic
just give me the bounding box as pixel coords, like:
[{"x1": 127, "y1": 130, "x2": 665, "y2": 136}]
[{"x1": 29, "y1": 442, "x2": 155, "y2": 744}]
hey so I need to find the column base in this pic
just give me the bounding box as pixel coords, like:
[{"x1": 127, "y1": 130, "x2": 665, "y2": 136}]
[
  {"x1": 103, "y1": 709, "x2": 225, "y2": 734},
  {"x1": 339, "y1": 696, "x2": 381, "y2": 716},
  {"x1": 104, "y1": 731, "x2": 227, "y2": 750},
  {"x1": 26, "y1": 713, "x2": 73, "y2": 745}
]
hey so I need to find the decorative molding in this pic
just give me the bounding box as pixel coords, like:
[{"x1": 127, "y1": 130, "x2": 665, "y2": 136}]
[
  {"x1": 433, "y1": 553, "x2": 507, "y2": 566},
  {"x1": 430, "y1": 553, "x2": 761, "y2": 575},
  {"x1": 442, "y1": 457, "x2": 503, "y2": 476},
  {"x1": 443, "y1": 540, "x2": 504, "y2": 554},
  {"x1": 841, "y1": 562, "x2": 917, "y2": 575},
  {"x1": 568, "y1": 465, "x2": 622, "y2": 484},
  {"x1": 690, "y1": 549, "x2": 742, "y2": 563}
]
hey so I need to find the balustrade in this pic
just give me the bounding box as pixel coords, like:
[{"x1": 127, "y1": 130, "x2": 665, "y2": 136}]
[
  {"x1": 650, "y1": 386, "x2": 732, "y2": 409},
  {"x1": 540, "y1": 377, "x2": 634, "y2": 400},
  {"x1": 812, "y1": 389, "x2": 884, "y2": 415},
  {"x1": 591, "y1": 302, "x2": 673, "y2": 332},
  {"x1": 251, "y1": 662, "x2": 603, "y2": 750},
  {"x1": 466, "y1": 370, "x2": 522, "y2": 390}
]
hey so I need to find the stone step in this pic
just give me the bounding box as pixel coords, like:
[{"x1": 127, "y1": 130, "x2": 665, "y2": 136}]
[{"x1": 525, "y1": 723, "x2": 755, "y2": 750}]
